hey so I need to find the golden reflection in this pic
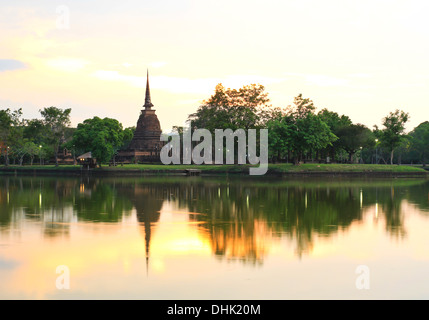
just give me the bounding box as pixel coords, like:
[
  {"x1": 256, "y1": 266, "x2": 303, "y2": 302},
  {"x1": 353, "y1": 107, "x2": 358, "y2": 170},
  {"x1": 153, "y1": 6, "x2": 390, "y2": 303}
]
[
  {"x1": 360, "y1": 189, "x2": 363, "y2": 209},
  {"x1": 375, "y1": 202, "x2": 379, "y2": 219},
  {"x1": 1, "y1": 177, "x2": 429, "y2": 299},
  {"x1": 198, "y1": 219, "x2": 272, "y2": 264}
]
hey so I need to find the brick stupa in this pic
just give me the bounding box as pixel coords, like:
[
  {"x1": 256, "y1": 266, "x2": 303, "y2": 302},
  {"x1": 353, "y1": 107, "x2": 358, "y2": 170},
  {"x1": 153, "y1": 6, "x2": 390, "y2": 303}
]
[{"x1": 117, "y1": 70, "x2": 163, "y2": 163}]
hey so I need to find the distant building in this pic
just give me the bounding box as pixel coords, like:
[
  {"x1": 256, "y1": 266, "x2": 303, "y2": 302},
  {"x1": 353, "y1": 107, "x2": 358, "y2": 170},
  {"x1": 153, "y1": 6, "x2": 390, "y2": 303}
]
[
  {"x1": 0, "y1": 141, "x2": 6, "y2": 155},
  {"x1": 117, "y1": 70, "x2": 164, "y2": 163},
  {"x1": 77, "y1": 152, "x2": 97, "y2": 168},
  {"x1": 56, "y1": 147, "x2": 75, "y2": 165}
]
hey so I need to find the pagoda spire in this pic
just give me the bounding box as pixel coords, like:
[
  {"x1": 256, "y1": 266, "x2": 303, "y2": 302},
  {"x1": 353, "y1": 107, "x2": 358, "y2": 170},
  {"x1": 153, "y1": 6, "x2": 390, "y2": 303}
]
[{"x1": 143, "y1": 69, "x2": 154, "y2": 110}]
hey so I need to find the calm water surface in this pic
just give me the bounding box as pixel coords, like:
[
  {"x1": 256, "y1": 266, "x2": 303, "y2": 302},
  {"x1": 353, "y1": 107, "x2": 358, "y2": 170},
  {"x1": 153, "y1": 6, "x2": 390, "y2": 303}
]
[{"x1": 0, "y1": 175, "x2": 428, "y2": 299}]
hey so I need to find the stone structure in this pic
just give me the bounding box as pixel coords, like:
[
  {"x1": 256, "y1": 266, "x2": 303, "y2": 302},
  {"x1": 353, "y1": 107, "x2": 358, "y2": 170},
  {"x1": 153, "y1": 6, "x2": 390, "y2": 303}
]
[{"x1": 117, "y1": 71, "x2": 163, "y2": 163}]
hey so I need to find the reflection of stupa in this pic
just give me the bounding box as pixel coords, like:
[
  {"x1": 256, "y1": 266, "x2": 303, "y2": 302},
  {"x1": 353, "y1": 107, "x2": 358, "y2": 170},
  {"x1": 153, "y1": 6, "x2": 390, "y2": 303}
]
[
  {"x1": 119, "y1": 184, "x2": 164, "y2": 275},
  {"x1": 117, "y1": 70, "x2": 163, "y2": 163}
]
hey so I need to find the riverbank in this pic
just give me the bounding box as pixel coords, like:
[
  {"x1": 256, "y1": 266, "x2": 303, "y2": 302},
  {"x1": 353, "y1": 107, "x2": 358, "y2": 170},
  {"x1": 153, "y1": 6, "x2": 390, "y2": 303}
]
[{"x1": 0, "y1": 163, "x2": 427, "y2": 177}]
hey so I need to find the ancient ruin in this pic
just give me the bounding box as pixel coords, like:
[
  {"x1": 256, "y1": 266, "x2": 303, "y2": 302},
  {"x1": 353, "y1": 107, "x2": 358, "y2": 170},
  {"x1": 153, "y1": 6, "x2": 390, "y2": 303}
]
[{"x1": 117, "y1": 70, "x2": 163, "y2": 163}]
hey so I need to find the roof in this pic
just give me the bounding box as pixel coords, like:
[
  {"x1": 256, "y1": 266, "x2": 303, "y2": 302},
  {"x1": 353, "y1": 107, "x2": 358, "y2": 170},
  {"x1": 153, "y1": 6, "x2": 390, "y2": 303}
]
[{"x1": 77, "y1": 152, "x2": 93, "y2": 159}]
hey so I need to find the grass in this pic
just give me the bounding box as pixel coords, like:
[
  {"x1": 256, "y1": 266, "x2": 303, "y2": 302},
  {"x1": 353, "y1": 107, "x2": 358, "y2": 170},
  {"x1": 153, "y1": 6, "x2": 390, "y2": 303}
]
[
  {"x1": 1, "y1": 163, "x2": 426, "y2": 174},
  {"x1": 268, "y1": 163, "x2": 426, "y2": 173}
]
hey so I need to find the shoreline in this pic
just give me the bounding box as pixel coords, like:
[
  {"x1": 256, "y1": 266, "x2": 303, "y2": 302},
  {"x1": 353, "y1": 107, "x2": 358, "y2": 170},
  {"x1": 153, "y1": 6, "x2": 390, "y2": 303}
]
[{"x1": 0, "y1": 164, "x2": 427, "y2": 178}]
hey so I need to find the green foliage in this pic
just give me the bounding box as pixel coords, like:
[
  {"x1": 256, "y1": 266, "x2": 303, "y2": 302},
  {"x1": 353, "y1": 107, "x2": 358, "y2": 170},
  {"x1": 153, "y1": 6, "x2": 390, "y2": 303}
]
[
  {"x1": 188, "y1": 83, "x2": 271, "y2": 131},
  {"x1": 289, "y1": 93, "x2": 316, "y2": 119},
  {"x1": 70, "y1": 117, "x2": 128, "y2": 164},
  {"x1": 0, "y1": 109, "x2": 14, "y2": 140},
  {"x1": 40, "y1": 106, "x2": 71, "y2": 166},
  {"x1": 122, "y1": 127, "x2": 135, "y2": 149},
  {"x1": 267, "y1": 95, "x2": 337, "y2": 163},
  {"x1": 267, "y1": 116, "x2": 294, "y2": 161},
  {"x1": 380, "y1": 109, "x2": 409, "y2": 165},
  {"x1": 317, "y1": 109, "x2": 352, "y2": 160},
  {"x1": 410, "y1": 121, "x2": 429, "y2": 166},
  {"x1": 336, "y1": 124, "x2": 374, "y2": 162},
  {"x1": 292, "y1": 113, "x2": 337, "y2": 162},
  {"x1": 318, "y1": 108, "x2": 352, "y2": 131},
  {"x1": 23, "y1": 119, "x2": 46, "y2": 146}
]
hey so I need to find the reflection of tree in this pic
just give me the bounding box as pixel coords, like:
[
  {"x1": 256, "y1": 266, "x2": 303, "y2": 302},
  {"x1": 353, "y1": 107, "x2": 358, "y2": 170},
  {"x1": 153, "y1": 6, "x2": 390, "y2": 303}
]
[
  {"x1": 179, "y1": 182, "x2": 364, "y2": 260},
  {"x1": 362, "y1": 181, "x2": 425, "y2": 239},
  {"x1": 0, "y1": 177, "x2": 134, "y2": 239},
  {"x1": 0, "y1": 177, "x2": 77, "y2": 238},
  {"x1": 162, "y1": 178, "x2": 428, "y2": 260},
  {"x1": 405, "y1": 181, "x2": 429, "y2": 214},
  {"x1": 73, "y1": 179, "x2": 133, "y2": 222},
  {"x1": 1, "y1": 176, "x2": 428, "y2": 261},
  {"x1": 383, "y1": 186, "x2": 406, "y2": 238}
]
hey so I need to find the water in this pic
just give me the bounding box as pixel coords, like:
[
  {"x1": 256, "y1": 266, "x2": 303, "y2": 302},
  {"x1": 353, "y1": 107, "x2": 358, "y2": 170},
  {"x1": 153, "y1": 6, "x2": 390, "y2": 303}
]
[{"x1": 0, "y1": 175, "x2": 428, "y2": 299}]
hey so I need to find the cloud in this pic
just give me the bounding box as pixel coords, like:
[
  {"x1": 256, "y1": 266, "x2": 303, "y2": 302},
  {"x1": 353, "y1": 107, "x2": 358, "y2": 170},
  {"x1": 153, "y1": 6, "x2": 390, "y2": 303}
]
[
  {"x1": 285, "y1": 72, "x2": 349, "y2": 87},
  {"x1": 149, "y1": 62, "x2": 167, "y2": 68},
  {"x1": 92, "y1": 70, "x2": 286, "y2": 94},
  {"x1": 0, "y1": 59, "x2": 27, "y2": 72},
  {"x1": 45, "y1": 58, "x2": 89, "y2": 72},
  {"x1": 304, "y1": 74, "x2": 349, "y2": 87}
]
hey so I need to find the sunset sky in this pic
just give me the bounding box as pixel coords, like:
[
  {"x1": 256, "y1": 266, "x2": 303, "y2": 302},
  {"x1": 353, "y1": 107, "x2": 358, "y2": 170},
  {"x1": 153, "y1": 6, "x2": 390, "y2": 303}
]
[{"x1": 1, "y1": 0, "x2": 428, "y2": 133}]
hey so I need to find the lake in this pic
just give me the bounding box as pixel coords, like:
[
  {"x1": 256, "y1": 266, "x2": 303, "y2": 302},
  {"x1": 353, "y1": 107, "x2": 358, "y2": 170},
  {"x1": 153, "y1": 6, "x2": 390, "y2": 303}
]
[{"x1": 0, "y1": 175, "x2": 428, "y2": 299}]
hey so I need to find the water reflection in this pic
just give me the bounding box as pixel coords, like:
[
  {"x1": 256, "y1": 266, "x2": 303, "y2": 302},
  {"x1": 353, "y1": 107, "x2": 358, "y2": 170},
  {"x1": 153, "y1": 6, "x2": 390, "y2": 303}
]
[{"x1": 1, "y1": 176, "x2": 429, "y2": 265}]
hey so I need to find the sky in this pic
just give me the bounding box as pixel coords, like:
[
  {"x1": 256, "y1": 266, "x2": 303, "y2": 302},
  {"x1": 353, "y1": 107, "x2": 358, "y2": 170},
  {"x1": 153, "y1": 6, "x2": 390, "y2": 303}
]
[{"x1": 1, "y1": 0, "x2": 428, "y2": 133}]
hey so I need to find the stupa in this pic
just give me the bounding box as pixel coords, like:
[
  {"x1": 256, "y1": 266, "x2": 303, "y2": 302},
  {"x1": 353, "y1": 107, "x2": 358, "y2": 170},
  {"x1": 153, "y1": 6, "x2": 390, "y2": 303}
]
[{"x1": 117, "y1": 70, "x2": 163, "y2": 163}]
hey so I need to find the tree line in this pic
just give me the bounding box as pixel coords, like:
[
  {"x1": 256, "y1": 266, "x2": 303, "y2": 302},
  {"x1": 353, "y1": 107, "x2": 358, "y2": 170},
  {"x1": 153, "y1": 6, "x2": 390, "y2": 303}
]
[
  {"x1": 0, "y1": 107, "x2": 133, "y2": 166},
  {"x1": 1, "y1": 83, "x2": 428, "y2": 166},
  {"x1": 189, "y1": 84, "x2": 428, "y2": 166}
]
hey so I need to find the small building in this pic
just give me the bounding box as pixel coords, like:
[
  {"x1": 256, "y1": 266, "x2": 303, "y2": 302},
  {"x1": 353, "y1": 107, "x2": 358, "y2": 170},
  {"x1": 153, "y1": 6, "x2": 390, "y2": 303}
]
[{"x1": 77, "y1": 152, "x2": 97, "y2": 168}]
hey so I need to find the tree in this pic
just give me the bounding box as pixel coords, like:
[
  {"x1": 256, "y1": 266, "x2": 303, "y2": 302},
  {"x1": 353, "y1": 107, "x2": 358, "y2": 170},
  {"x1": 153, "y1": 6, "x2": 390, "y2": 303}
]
[
  {"x1": 40, "y1": 107, "x2": 71, "y2": 166},
  {"x1": 410, "y1": 121, "x2": 429, "y2": 166},
  {"x1": 380, "y1": 109, "x2": 409, "y2": 165},
  {"x1": 286, "y1": 95, "x2": 337, "y2": 164},
  {"x1": 0, "y1": 108, "x2": 24, "y2": 166},
  {"x1": 317, "y1": 109, "x2": 352, "y2": 161},
  {"x1": 188, "y1": 83, "x2": 271, "y2": 131},
  {"x1": 23, "y1": 119, "x2": 46, "y2": 146},
  {"x1": 267, "y1": 116, "x2": 294, "y2": 162},
  {"x1": 336, "y1": 124, "x2": 374, "y2": 163},
  {"x1": 0, "y1": 109, "x2": 13, "y2": 165},
  {"x1": 289, "y1": 94, "x2": 316, "y2": 119},
  {"x1": 70, "y1": 117, "x2": 128, "y2": 165},
  {"x1": 24, "y1": 141, "x2": 40, "y2": 166},
  {"x1": 122, "y1": 127, "x2": 135, "y2": 150}
]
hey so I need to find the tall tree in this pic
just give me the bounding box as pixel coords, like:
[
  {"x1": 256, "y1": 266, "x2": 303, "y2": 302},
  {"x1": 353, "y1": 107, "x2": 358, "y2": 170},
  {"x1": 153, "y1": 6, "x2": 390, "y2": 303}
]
[
  {"x1": 289, "y1": 94, "x2": 316, "y2": 119},
  {"x1": 0, "y1": 109, "x2": 13, "y2": 165},
  {"x1": 283, "y1": 95, "x2": 337, "y2": 164},
  {"x1": 188, "y1": 83, "x2": 271, "y2": 131},
  {"x1": 23, "y1": 119, "x2": 46, "y2": 146},
  {"x1": 267, "y1": 115, "x2": 295, "y2": 162},
  {"x1": 336, "y1": 124, "x2": 374, "y2": 163},
  {"x1": 380, "y1": 109, "x2": 409, "y2": 165},
  {"x1": 70, "y1": 117, "x2": 128, "y2": 165},
  {"x1": 317, "y1": 108, "x2": 352, "y2": 161},
  {"x1": 40, "y1": 107, "x2": 71, "y2": 166},
  {"x1": 410, "y1": 121, "x2": 429, "y2": 167},
  {"x1": 0, "y1": 108, "x2": 23, "y2": 166}
]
